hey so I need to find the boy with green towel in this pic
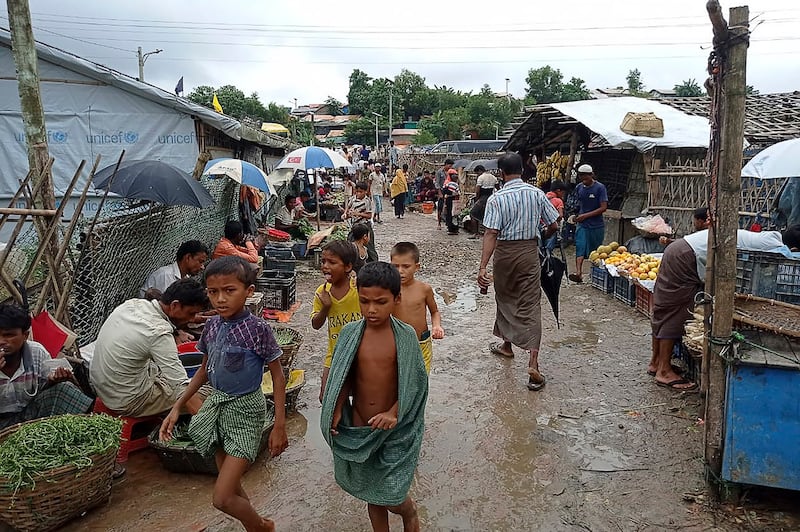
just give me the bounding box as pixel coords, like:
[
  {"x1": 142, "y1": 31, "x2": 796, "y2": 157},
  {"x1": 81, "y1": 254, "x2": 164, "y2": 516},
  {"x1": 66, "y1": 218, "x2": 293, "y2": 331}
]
[{"x1": 321, "y1": 262, "x2": 428, "y2": 532}]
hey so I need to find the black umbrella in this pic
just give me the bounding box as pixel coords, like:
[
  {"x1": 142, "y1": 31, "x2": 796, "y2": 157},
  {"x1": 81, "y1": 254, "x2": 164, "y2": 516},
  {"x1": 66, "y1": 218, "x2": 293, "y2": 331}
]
[
  {"x1": 93, "y1": 160, "x2": 215, "y2": 208},
  {"x1": 540, "y1": 248, "x2": 566, "y2": 328}
]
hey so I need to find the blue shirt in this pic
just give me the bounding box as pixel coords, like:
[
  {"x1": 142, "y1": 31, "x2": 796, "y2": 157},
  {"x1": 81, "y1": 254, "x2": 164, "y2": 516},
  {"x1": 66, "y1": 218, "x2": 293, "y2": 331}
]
[
  {"x1": 483, "y1": 179, "x2": 559, "y2": 241},
  {"x1": 577, "y1": 180, "x2": 608, "y2": 229},
  {"x1": 198, "y1": 311, "x2": 282, "y2": 397}
]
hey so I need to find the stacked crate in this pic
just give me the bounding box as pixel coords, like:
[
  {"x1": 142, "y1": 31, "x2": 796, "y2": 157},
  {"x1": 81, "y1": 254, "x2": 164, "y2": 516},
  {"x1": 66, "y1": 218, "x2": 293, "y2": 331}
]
[{"x1": 259, "y1": 244, "x2": 297, "y2": 311}]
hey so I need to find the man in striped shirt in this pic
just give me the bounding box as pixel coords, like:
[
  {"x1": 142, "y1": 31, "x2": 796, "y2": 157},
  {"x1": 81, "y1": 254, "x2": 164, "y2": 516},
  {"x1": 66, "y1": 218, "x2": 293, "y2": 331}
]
[{"x1": 478, "y1": 152, "x2": 559, "y2": 391}]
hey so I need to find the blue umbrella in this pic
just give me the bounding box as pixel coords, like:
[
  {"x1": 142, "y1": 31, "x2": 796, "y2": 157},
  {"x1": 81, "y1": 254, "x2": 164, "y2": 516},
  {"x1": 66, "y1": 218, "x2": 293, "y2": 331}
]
[
  {"x1": 274, "y1": 146, "x2": 353, "y2": 171},
  {"x1": 203, "y1": 158, "x2": 277, "y2": 195},
  {"x1": 93, "y1": 160, "x2": 215, "y2": 208}
]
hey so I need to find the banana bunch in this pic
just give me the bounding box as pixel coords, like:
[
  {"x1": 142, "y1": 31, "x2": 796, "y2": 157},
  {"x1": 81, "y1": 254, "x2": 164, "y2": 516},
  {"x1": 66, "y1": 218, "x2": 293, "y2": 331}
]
[{"x1": 536, "y1": 151, "x2": 570, "y2": 188}]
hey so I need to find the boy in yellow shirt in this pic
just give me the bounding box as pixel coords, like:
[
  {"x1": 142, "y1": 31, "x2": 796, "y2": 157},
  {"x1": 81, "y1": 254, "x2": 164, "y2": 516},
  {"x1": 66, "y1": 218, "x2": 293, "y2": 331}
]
[
  {"x1": 312, "y1": 241, "x2": 362, "y2": 401},
  {"x1": 390, "y1": 242, "x2": 444, "y2": 373}
]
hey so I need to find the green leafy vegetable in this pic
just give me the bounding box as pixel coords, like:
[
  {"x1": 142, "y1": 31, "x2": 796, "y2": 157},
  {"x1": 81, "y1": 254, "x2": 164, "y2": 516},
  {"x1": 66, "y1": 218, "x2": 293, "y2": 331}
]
[
  {"x1": 274, "y1": 328, "x2": 299, "y2": 346},
  {"x1": 0, "y1": 414, "x2": 123, "y2": 494}
]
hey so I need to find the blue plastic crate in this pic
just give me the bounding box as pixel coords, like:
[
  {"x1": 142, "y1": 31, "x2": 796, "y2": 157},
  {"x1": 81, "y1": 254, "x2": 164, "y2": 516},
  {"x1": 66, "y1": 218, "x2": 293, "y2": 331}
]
[
  {"x1": 590, "y1": 266, "x2": 614, "y2": 294},
  {"x1": 613, "y1": 276, "x2": 636, "y2": 306},
  {"x1": 736, "y1": 250, "x2": 800, "y2": 305}
]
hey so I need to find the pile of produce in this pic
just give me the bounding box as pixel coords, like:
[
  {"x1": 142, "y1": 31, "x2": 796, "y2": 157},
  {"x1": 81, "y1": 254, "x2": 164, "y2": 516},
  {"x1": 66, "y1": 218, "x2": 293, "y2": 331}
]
[
  {"x1": 328, "y1": 225, "x2": 349, "y2": 241},
  {"x1": 0, "y1": 414, "x2": 122, "y2": 494},
  {"x1": 536, "y1": 151, "x2": 569, "y2": 188},
  {"x1": 590, "y1": 241, "x2": 661, "y2": 281},
  {"x1": 274, "y1": 328, "x2": 299, "y2": 346},
  {"x1": 297, "y1": 219, "x2": 315, "y2": 237}
]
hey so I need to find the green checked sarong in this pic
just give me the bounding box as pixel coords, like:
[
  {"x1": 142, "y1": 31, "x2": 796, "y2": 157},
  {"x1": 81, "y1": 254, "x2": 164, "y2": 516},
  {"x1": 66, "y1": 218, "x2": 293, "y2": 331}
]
[
  {"x1": 188, "y1": 388, "x2": 266, "y2": 462},
  {"x1": 320, "y1": 317, "x2": 429, "y2": 506},
  {"x1": 0, "y1": 382, "x2": 94, "y2": 430}
]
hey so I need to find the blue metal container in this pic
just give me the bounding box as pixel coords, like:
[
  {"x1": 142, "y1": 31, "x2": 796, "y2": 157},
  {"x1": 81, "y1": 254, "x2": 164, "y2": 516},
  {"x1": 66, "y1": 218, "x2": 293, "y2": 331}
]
[{"x1": 722, "y1": 338, "x2": 800, "y2": 491}]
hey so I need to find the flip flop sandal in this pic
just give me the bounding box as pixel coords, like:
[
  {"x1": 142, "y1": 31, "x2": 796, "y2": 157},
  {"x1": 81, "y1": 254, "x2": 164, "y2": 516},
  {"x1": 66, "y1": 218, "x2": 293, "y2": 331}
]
[
  {"x1": 568, "y1": 274, "x2": 583, "y2": 283},
  {"x1": 647, "y1": 365, "x2": 686, "y2": 377},
  {"x1": 527, "y1": 368, "x2": 546, "y2": 391},
  {"x1": 489, "y1": 342, "x2": 514, "y2": 358},
  {"x1": 655, "y1": 378, "x2": 698, "y2": 391}
]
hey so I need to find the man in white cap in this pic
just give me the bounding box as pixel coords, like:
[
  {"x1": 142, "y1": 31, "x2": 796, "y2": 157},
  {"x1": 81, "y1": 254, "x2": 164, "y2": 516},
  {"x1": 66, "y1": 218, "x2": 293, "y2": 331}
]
[
  {"x1": 568, "y1": 164, "x2": 608, "y2": 283},
  {"x1": 368, "y1": 163, "x2": 386, "y2": 223}
]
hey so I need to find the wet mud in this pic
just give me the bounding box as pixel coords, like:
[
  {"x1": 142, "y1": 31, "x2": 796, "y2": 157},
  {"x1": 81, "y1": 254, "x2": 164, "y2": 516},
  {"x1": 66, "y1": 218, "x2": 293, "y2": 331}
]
[{"x1": 67, "y1": 210, "x2": 800, "y2": 532}]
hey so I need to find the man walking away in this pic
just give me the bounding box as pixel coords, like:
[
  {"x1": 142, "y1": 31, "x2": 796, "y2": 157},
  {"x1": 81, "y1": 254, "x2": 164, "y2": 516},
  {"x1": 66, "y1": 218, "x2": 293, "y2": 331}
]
[
  {"x1": 389, "y1": 140, "x2": 399, "y2": 169},
  {"x1": 368, "y1": 163, "x2": 386, "y2": 224},
  {"x1": 477, "y1": 152, "x2": 559, "y2": 391},
  {"x1": 568, "y1": 164, "x2": 608, "y2": 283}
]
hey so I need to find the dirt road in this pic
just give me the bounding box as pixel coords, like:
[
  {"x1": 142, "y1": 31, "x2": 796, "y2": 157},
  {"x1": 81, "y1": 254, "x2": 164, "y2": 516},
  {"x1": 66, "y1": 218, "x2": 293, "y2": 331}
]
[{"x1": 69, "y1": 208, "x2": 799, "y2": 531}]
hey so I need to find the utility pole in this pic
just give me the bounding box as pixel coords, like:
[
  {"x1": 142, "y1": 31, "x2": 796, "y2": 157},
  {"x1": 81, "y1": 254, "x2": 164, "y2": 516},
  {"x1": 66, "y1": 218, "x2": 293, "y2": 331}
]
[
  {"x1": 7, "y1": 0, "x2": 54, "y2": 210},
  {"x1": 137, "y1": 46, "x2": 163, "y2": 82},
  {"x1": 505, "y1": 78, "x2": 511, "y2": 103},
  {"x1": 703, "y1": 1, "x2": 749, "y2": 494}
]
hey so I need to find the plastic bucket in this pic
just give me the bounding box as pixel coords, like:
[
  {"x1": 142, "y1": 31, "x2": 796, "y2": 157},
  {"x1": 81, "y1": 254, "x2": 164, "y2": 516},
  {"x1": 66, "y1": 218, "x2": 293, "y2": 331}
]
[
  {"x1": 179, "y1": 352, "x2": 204, "y2": 378},
  {"x1": 422, "y1": 201, "x2": 435, "y2": 214}
]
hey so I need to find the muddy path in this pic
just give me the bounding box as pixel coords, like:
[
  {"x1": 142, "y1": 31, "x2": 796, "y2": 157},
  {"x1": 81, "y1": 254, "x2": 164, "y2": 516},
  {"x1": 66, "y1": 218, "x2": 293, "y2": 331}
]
[{"x1": 69, "y1": 208, "x2": 800, "y2": 532}]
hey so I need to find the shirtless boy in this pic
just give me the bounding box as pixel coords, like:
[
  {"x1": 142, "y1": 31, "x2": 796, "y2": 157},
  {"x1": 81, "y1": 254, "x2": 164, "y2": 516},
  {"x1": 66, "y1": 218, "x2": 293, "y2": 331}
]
[
  {"x1": 321, "y1": 262, "x2": 428, "y2": 532},
  {"x1": 390, "y1": 242, "x2": 444, "y2": 373}
]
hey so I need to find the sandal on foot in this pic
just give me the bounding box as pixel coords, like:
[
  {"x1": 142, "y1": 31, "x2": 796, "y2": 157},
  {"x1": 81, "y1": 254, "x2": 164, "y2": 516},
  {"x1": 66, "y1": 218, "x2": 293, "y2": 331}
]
[
  {"x1": 647, "y1": 365, "x2": 685, "y2": 377},
  {"x1": 656, "y1": 378, "x2": 697, "y2": 391},
  {"x1": 489, "y1": 342, "x2": 514, "y2": 358},
  {"x1": 527, "y1": 368, "x2": 546, "y2": 391},
  {"x1": 568, "y1": 273, "x2": 583, "y2": 283}
]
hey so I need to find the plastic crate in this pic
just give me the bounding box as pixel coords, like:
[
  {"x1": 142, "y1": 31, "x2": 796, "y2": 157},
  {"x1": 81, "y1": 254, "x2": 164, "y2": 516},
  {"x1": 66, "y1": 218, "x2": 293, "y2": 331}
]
[
  {"x1": 260, "y1": 269, "x2": 295, "y2": 281},
  {"x1": 677, "y1": 341, "x2": 702, "y2": 388},
  {"x1": 265, "y1": 257, "x2": 296, "y2": 272},
  {"x1": 263, "y1": 244, "x2": 294, "y2": 260},
  {"x1": 634, "y1": 283, "x2": 654, "y2": 317},
  {"x1": 736, "y1": 250, "x2": 800, "y2": 305},
  {"x1": 590, "y1": 266, "x2": 614, "y2": 294},
  {"x1": 613, "y1": 276, "x2": 636, "y2": 306},
  {"x1": 257, "y1": 275, "x2": 297, "y2": 311}
]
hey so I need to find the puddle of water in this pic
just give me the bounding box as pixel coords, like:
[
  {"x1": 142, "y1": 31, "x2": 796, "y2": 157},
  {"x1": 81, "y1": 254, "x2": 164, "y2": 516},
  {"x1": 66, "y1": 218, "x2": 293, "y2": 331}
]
[
  {"x1": 555, "y1": 418, "x2": 633, "y2": 472},
  {"x1": 435, "y1": 283, "x2": 478, "y2": 315}
]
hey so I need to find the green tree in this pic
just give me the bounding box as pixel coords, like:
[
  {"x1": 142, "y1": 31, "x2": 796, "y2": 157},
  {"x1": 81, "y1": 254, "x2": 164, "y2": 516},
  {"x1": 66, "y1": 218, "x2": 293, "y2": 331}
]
[
  {"x1": 324, "y1": 96, "x2": 343, "y2": 116},
  {"x1": 524, "y1": 66, "x2": 590, "y2": 104},
  {"x1": 412, "y1": 130, "x2": 438, "y2": 145},
  {"x1": 626, "y1": 68, "x2": 644, "y2": 95},
  {"x1": 673, "y1": 78, "x2": 703, "y2": 97},
  {"x1": 187, "y1": 85, "x2": 215, "y2": 108},
  {"x1": 215, "y1": 85, "x2": 247, "y2": 118},
  {"x1": 347, "y1": 69, "x2": 373, "y2": 115},
  {"x1": 187, "y1": 85, "x2": 289, "y2": 125},
  {"x1": 344, "y1": 117, "x2": 383, "y2": 145},
  {"x1": 264, "y1": 103, "x2": 289, "y2": 125},
  {"x1": 393, "y1": 69, "x2": 432, "y2": 120}
]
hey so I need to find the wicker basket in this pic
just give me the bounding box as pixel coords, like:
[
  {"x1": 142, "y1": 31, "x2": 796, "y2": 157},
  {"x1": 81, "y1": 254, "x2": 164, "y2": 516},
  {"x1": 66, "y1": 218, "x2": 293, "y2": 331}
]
[
  {"x1": 148, "y1": 406, "x2": 275, "y2": 475},
  {"x1": 262, "y1": 369, "x2": 305, "y2": 411},
  {"x1": 272, "y1": 326, "x2": 303, "y2": 366},
  {"x1": 0, "y1": 420, "x2": 118, "y2": 532}
]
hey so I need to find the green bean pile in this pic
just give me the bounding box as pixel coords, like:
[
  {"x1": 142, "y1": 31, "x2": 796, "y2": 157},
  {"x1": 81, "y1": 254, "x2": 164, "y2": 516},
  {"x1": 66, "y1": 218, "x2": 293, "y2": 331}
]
[
  {"x1": 0, "y1": 414, "x2": 123, "y2": 494},
  {"x1": 273, "y1": 328, "x2": 298, "y2": 346}
]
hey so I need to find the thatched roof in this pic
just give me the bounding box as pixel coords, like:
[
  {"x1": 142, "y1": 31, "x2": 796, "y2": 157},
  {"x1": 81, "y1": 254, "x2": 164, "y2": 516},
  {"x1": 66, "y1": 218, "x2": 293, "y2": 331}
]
[{"x1": 656, "y1": 92, "x2": 800, "y2": 147}]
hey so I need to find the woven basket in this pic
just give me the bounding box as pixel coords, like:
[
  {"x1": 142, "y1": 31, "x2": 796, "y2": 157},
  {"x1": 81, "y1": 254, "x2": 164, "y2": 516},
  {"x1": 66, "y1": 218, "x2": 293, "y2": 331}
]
[
  {"x1": 263, "y1": 369, "x2": 305, "y2": 411},
  {"x1": 148, "y1": 405, "x2": 275, "y2": 475},
  {"x1": 733, "y1": 294, "x2": 800, "y2": 338},
  {"x1": 0, "y1": 420, "x2": 118, "y2": 532},
  {"x1": 273, "y1": 326, "x2": 303, "y2": 366}
]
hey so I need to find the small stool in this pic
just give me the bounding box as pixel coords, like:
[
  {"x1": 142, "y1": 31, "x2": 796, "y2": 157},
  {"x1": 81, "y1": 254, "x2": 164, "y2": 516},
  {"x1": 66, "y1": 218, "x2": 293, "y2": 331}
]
[{"x1": 93, "y1": 397, "x2": 162, "y2": 463}]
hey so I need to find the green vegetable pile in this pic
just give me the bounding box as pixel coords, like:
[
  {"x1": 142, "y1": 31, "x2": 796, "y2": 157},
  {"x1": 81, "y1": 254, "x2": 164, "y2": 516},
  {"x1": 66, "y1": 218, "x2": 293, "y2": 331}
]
[
  {"x1": 274, "y1": 328, "x2": 299, "y2": 346},
  {"x1": 329, "y1": 225, "x2": 350, "y2": 241},
  {"x1": 297, "y1": 219, "x2": 315, "y2": 237},
  {"x1": 0, "y1": 414, "x2": 123, "y2": 494}
]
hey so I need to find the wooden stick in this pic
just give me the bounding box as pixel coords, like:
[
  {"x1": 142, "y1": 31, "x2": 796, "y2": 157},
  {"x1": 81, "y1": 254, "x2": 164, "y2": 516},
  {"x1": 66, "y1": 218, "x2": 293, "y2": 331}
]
[
  {"x1": 0, "y1": 207, "x2": 57, "y2": 216},
  {"x1": 0, "y1": 170, "x2": 35, "y2": 227}
]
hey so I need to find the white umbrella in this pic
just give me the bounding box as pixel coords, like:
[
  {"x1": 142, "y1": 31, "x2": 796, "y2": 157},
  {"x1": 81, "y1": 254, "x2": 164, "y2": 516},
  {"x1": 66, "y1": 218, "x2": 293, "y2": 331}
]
[
  {"x1": 203, "y1": 158, "x2": 278, "y2": 196},
  {"x1": 741, "y1": 138, "x2": 800, "y2": 179},
  {"x1": 274, "y1": 146, "x2": 354, "y2": 171}
]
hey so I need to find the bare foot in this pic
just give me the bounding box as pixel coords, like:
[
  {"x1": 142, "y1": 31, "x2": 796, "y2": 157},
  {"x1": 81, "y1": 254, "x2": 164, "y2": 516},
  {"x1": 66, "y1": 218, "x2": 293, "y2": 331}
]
[{"x1": 260, "y1": 518, "x2": 275, "y2": 532}]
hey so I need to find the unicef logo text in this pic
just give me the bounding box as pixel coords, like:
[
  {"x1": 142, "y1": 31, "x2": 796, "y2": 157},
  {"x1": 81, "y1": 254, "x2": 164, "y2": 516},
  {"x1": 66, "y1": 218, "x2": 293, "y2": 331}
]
[
  {"x1": 13, "y1": 130, "x2": 69, "y2": 143},
  {"x1": 87, "y1": 131, "x2": 139, "y2": 145}
]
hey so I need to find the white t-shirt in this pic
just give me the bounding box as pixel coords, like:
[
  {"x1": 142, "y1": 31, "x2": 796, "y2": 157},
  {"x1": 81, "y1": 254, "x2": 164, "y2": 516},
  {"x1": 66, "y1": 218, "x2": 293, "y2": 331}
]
[
  {"x1": 476, "y1": 172, "x2": 498, "y2": 189},
  {"x1": 683, "y1": 229, "x2": 784, "y2": 281},
  {"x1": 139, "y1": 262, "x2": 182, "y2": 297},
  {"x1": 369, "y1": 172, "x2": 386, "y2": 196},
  {"x1": 276, "y1": 205, "x2": 295, "y2": 225}
]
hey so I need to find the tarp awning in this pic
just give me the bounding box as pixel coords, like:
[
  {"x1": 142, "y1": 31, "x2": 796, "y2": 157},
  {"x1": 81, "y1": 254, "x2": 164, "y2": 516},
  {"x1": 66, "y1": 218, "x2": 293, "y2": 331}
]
[{"x1": 261, "y1": 122, "x2": 290, "y2": 134}]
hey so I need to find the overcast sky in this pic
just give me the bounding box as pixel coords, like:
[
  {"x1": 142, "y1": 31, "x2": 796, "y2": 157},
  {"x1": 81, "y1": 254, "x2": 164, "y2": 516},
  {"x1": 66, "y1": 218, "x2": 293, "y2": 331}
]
[{"x1": 4, "y1": 0, "x2": 798, "y2": 109}]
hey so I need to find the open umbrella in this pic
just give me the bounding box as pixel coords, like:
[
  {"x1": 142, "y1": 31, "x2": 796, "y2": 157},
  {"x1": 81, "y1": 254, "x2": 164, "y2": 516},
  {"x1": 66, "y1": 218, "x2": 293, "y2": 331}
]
[
  {"x1": 539, "y1": 248, "x2": 566, "y2": 328},
  {"x1": 274, "y1": 146, "x2": 353, "y2": 171},
  {"x1": 203, "y1": 158, "x2": 277, "y2": 196},
  {"x1": 741, "y1": 138, "x2": 800, "y2": 179},
  {"x1": 93, "y1": 160, "x2": 215, "y2": 208}
]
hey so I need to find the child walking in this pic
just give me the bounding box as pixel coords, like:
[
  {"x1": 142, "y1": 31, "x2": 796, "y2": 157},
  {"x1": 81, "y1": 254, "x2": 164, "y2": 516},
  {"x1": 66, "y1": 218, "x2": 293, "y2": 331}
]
[
  {"x1": 390, "y1": 242, "x2": 444, "y2": 373},
  {"x1": 321, "y1": 262, "x2": 428, "y2": 532},
  {"x1": 311, "y1": 241, "x2": 361, "y2": 402},
  {"x1": 160, "y1": 256, "x2": 287, "y2": 532}
]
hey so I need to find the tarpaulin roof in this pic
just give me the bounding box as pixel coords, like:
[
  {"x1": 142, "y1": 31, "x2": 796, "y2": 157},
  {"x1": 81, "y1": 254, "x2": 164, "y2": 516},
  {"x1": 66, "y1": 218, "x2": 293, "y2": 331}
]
[
  {"x1": 0, "y1": 29, "x2": 286, "y2": 147},
  {"x1": 504, "y1": 97, "x2": 711, "y2": 153}
]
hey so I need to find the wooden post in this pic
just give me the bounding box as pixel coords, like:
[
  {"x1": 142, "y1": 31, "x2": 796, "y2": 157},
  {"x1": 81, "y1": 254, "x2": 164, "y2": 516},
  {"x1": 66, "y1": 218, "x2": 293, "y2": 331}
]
[
  {"x1": 565, "y1": 128, "x2": 579, "y2": 180},
  {"x1": 6, "y1": 0, "x2": 54, "y2": 211},
  {"x1": 703, "y1": 2, "x2": 749, "y2": 492}
]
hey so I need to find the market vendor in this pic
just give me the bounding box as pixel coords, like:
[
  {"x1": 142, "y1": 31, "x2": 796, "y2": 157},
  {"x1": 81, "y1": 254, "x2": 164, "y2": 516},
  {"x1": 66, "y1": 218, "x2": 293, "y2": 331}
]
[
  {"x1": 211, "y1": 220, "x2": 259, "y2": 264},
  {"x1": 90, "y1": 279, "x2": 210, "y2": 417},
  {"x1": 418, "y1": 171, "x2": 438, "y2": 202},
  {"x1": 649, "y1": 228, "x2": 791, "y2": 391},
  {"x1": 139, "y1": 240, "x2": 209, "y2": 299},
  {"x1": 275, "y1": 195, "x2": 310, "y2": 241},
  {"x1": 0, "y1": 304, "x2": 93, "y2": 430}
]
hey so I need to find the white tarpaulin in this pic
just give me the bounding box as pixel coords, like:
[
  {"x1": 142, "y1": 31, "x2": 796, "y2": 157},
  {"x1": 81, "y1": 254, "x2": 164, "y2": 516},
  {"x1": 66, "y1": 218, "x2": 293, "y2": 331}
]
[
  {"x1": 551, "y1": 97, "x2": 711, "y2": 152},
  {"x1": 741, "y1": 137, "x2": 800, "y2": 179}
]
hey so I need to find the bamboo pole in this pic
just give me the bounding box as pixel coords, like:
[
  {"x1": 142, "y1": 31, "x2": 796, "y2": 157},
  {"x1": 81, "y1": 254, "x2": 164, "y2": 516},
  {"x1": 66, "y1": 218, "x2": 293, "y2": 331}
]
[
  {"x1": 565, "y1": 128, "x2": 579, "y2": 179},
  {"x1": 704, "y1": 2, "x2": 749, "y2": 492},
  {"x1": 0, "y1": 208, "x2": 57, "y2": 216}
]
